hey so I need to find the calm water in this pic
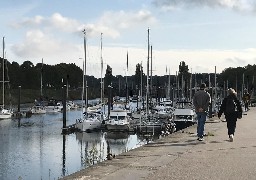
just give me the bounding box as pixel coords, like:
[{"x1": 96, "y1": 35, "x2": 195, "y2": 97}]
[{"x1": 0, "y1": 106, "x2": 149, "y2": 180}]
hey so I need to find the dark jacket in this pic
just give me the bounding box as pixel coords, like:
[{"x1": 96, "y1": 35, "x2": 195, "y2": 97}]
[
  {"x1": 218, "y1": 94, "x2": 242, "y2": 118},
  {"x1": 193, "y1": 89, "x2": 211, "y2": 112}
]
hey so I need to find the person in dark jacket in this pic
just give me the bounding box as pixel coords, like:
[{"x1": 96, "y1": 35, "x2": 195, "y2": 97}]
[
  {"x1": 242, "y1": 89, "x2": 250, "y2": 112},
  {"x1": 193, "y1": 83, "x2": 211, "y2": 141},
  {"x1": 218, "y1": 88, "x2": 242, "y2": 142}
]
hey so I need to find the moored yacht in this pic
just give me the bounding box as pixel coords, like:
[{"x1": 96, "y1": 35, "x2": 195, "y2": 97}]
[
  {"x1": 0, "y1": 108, "x2": 13, "y2": 119},
  {"x1": 76, "y1": 113, "x2": 103, "y2": 132},
  {"x1": 31, "y1": 105, "x2": 46, "y2": 114},
  {"x1": 45, "y1": 99, "x2": 62, "y2": 113},
  {"x1": 172, "y1": 100, "x2": 196, "y2": 127},
  {"x1": 105, "y1": 109, "x2": 130, "y2": 131}
]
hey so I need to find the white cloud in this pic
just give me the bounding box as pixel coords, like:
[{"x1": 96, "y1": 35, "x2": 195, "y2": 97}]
[
  {"x1": 48, "y1": 13, "x2": 81, "y2": 32},
  {"x1": 9, "y1": 35, "x2": 255, "y2": 78},
  {"x1": 85, "y1": 47, "x2": 256, "y2": 77},
  {"x1": 10, "y1": 9, "x2": 157, "y2": 39},
  {"x1": 11, "y1": 29, "x2": 79, "y2": 58},
  {"x1": 99, "y1": 9, "x2": 156, "y2": 29},
  {"x1": 152, "y1": 0, "x2": 256, "y2": 12},
  {"x1": 6, "y1": 8, "x2": 255, "y2": 78},
  {"x1": 8, "y1": 9, "x2": 158, "y2": 73},
  {"x1": 10, "y1": 15, "x2": 44, "y2": 28}
]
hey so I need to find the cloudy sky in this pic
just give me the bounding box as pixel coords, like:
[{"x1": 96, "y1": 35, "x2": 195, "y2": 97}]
[{"x1": 1, "y1": 0, "x2": 256, "y2": 78}]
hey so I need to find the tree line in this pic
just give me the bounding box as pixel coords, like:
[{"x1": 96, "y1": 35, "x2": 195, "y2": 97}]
[{"x1": 0, "y1": 58, "x2": 255, "y2": 104}]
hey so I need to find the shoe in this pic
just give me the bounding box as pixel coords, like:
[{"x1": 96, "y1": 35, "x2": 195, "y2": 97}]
[
  {"x1": 229, "y1": 134, "x2": 234, "y2": 142},
  {"x1": 197, "y1": 137, "x2": 204, "y2": 141}
]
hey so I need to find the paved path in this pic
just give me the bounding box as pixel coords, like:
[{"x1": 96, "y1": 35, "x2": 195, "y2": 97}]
[{"x1": 61, "y1": 107, "x2": 256, "y2": 180}]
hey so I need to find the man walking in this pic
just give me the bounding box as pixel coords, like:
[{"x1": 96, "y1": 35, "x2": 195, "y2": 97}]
[{"x1": 193, "y1": 83, "x2": 211, "y2": 141}]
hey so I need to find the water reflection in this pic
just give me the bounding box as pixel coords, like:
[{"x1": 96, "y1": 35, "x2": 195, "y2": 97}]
[
  {"x1": 0, "y1": 109, "x2": 150, "y2": 180},
  {"x1": 75, "y1": 132, "x2": 104, "y2": 167},
  {"x1": 62, "y1": 134, "x2": 66, "y2": 177},
  {"x1": 105, "y1": 132, "x2": 129, "y2": 160}
]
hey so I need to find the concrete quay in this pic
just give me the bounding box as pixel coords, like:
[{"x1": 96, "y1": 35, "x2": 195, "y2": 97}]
[{"x1": 61, "y1": 107, "x2": 256, "y2": 180}]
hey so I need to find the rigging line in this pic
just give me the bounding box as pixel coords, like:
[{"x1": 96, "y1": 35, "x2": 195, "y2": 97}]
[{"x1": 4, "y1": 52, "x2": 12, "y2": 108}]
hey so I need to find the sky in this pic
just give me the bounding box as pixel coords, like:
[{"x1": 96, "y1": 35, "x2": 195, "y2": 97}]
[{"x1": 1, "y1": 0, "x2": 256, "y2": 78}]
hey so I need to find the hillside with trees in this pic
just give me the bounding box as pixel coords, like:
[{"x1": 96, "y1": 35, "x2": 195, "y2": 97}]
[{"x1": 0, "y1": 58, "x2": 255, "y2": 105}]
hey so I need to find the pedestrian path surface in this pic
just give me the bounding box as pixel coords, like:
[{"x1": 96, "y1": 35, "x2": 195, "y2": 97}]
[{"x1": 61, "y1": 107, "x2": 256, "y2": 180}]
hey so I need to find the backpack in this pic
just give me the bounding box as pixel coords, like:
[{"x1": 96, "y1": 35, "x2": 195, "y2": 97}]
[{"x1": 225, "y1": 97, "x2": 236, "y2": 113}]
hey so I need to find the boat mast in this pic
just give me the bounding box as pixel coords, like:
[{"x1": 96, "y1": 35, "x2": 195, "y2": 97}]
[
  {"x1": 82, "y1": 29, "x2": 87, "y2": 116},
  {"x1": 150, "y1": 45, "x2": 152, "y2": 108},
  {"x1": 190, "y1": 68, "x2": 192, "y2": 101},
  {"x1": 146, "y1": 28, "x2": 150, "y2": 118},
  {"x1": 100, "y1": 33, "x2": 103, "y2": 105},
  {"x1": 126, "y1": 51, "x2": 128, "y2": 104},
  {"x1": 81, "y1": 59, "x2": 85, "y2": 118},
  {"x1": 140, "y1": 61, "x2": 143, "y2": 98},
  {"x1": 2, "y1": 37, "x2": 5, "y2": 108},
  {"x1": 214, "y1": 66, "x2": 217, "y2": 107},
  {"x1": 40, "y1": 58, "x2": 43, "y2": 97},
  {"x1": 168, "y1": 67, "x2": 171, "y2": 100}
]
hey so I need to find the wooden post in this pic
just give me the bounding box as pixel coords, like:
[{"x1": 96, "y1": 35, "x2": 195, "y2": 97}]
[
  {"x1": 62, "y1": 85, "x2": 67, "y2": 134},
  {"x1": 18, "y1": 86, "x2": 21, "y2": 127},
  {"x1": 62, "y1": 134, "x2": 66, "y2": 176},
  {"x1": 209, "y1": 87, "x2": 213, "y2": 118},
  {"x1": 107, "y1": 85, "x2": 112, "y2": 119}
]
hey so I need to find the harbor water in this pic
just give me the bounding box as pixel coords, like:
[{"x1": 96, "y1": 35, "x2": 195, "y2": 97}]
[{"x1": 0, "y1": 104, "x2": 150, "y2": 180}]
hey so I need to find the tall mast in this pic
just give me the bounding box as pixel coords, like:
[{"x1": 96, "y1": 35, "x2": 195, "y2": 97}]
[
  {"x1": 82, "y1": 29, "x2": 87, "y2": 116},
  {"x1": 215, "y1": 66, "x2": 217, "y2": 107},
  {"x1": 81, "y1": 59, "x2": 85, "y2": 118},
  {"x1": 40, "y1": 58, "x2": 43, "y2": 97},
  {"x1": 2, "y1": 37, "x2": 5, "y2": 107},
  {"x1": 150, "y1": 45, "x2": 152, "y2": 106},
  {"x1": 100, "y1": 33, "x2": 103, "y2": 105},
  {"x1": 140, "y1": 61, "x2": 143, "y2": 98},
  {"x1": 126, "y1": 51, "x2": 128, "y2": 104},
  {"x1": 190, "y1": 68, "x2": 192, "y2": 101},
  {"x1": 168, "y1": 67, "x2": 171, "y2": 99},
  {"x1": 146, "y1": 28, "x2": 150, "y2": 117}
]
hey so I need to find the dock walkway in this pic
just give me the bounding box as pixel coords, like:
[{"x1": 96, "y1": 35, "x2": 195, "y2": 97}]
[{"x1": 61, "y1": 107, "x2": 256, "y2": 180}]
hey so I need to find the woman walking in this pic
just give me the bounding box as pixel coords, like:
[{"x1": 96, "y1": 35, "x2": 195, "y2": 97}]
[{"x1": 218, "y1": 88, "x2": 242, "y2": 142}]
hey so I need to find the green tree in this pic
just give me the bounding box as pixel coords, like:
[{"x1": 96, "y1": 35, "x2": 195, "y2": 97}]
[
  {"x1": 20, "y1": 61, "x2": 39, "y2": 89},
  {"x1": 178, "y1": 61, "x2": 190, "y2": 98}
]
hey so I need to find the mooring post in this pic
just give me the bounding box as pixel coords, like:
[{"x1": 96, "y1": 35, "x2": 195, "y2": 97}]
[
  {"x1": 62, "y1": 85, "x2": 67, "y2": 134},
  {"x1": 209, "y1": 87, "x2": 213, "y2": 118},
  {"x1": 62, "y1": 134, "x2": 66, "y2": 176},
  {"x1": 107, "y1": 85, "x2": 112, "y2": 119},
  {"x1": 18, "y1": 86, "x2": 21, "y2": 127}
]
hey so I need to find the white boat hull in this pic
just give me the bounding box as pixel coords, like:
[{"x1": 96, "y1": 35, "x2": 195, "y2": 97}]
[
  {"x1": 172, "y1": 108, "x2": 196, "y2": 123},
  {"x1": 45, "y1": 106, "x2": 61, "y2": 113},
  {"x1": 0, "y1": 109, "x2": 13, "y2": 119},
  {"x1": 0, "y1": 113, "x2": 12, "y2": 119},
  {"x1": 106, "y1": 124, "x2": 130, "y2": 131},
  {"x1": 76, "y1": 118, "x2": 102, "y2": 132},
  {"x1": 106, "y1": 109, "x2": 131, "y2": 131},
  {"x1": 31, "y1": 106, "x2": 46, "y2": 114}
]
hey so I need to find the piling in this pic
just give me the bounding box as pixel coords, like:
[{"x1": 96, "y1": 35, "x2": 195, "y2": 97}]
[
  {"x1": 18, "y1": 86, "x2": 21, "y2": 127},
  {"x1": 62, "y1": 85, "x2": 67, "y2": 134}
]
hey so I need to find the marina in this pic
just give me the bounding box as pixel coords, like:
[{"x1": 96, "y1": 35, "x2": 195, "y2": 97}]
[
  {"x1": 1, "y1": 4, "x2": 256, "y2": 180},
  {"x1": 0, "y1": 101, "x2": 166, "y2": 180}
]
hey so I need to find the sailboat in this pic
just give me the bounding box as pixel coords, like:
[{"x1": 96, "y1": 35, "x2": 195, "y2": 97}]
[
  {"x1": 105, "y1": 52, "x2": 131, "y2": 131},
  {"x1": 30, "y1": 58, "x2": 46, "y2": 114},
  {"x1": 75, "y1": 30, "x2": 102, "y2": 132},
  {"x1": 0, "y1": 37, "x2": 13, "y2": 119}
]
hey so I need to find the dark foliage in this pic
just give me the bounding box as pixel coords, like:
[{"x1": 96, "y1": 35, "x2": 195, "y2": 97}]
[{"x1": 0, "y1": 57, "x2": 255, "y2": 104}]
